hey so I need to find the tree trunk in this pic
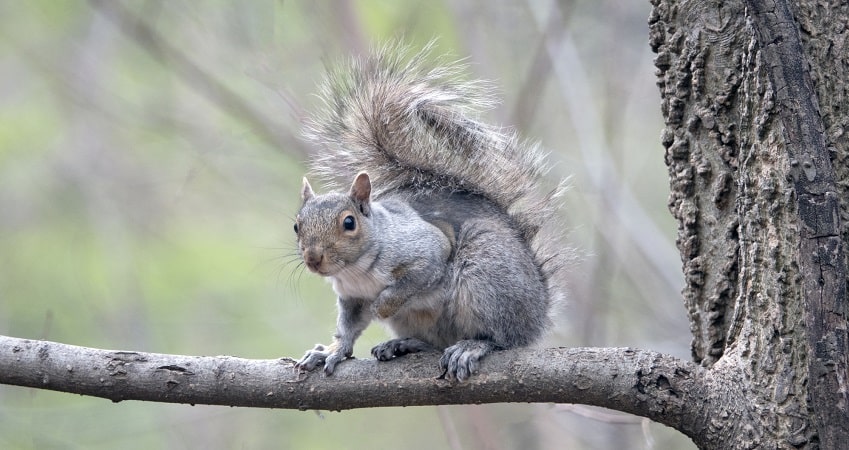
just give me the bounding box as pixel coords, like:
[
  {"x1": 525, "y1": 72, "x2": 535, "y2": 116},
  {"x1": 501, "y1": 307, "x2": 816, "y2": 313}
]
[{"x1": 650, "y1": 0, "x2": 849, "y2": 447}]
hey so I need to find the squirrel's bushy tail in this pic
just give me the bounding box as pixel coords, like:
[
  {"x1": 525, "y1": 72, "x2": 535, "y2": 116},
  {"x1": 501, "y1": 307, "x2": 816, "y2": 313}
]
[{"x1": 304, "y1": 42, "x2": 568, "y2": 298}]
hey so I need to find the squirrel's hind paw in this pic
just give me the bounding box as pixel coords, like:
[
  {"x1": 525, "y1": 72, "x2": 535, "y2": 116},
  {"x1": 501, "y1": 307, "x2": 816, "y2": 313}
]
[{"x1": 439, "y1": 340, "x2": 497, "y2": 382}]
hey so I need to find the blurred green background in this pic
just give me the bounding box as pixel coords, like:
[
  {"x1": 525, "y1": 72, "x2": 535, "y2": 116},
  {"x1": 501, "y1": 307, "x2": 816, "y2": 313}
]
[{"x1": 0, "y1": 1, "x2": 695, "y2": 449}]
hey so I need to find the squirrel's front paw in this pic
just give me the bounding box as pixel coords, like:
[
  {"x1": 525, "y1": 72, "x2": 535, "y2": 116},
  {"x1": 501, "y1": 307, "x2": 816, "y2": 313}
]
[
  {"x1": 295, "y1": 343, "x2": 350, "y2": 375},
  {"x1": 439, "y1": 340, "x2": 497, "y2": 382},
  {"x1": 371, "y1": 337, "x2": 432, "y2": 360}
]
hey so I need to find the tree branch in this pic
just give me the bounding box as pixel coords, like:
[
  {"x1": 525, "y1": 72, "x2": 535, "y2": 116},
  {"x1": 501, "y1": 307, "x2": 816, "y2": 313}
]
[{"x1": 1, "y1": 335, "x2": 709, "y2": 438}]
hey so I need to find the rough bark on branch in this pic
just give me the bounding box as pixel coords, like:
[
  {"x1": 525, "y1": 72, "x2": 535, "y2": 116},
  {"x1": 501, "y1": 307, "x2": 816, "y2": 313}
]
[{"x1": 0, "y1": 335, "x2": 712, "y2": 440}]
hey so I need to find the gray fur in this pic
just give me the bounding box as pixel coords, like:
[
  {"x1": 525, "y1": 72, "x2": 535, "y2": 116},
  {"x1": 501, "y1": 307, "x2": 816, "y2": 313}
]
[{"x1": 295, "y1": 44, "x2": 567, "y2": 381}]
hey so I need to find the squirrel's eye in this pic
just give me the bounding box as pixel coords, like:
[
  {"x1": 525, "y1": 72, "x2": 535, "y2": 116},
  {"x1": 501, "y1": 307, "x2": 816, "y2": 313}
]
[
  {"x1": 342, "y1": 215, "x2": 356, "y2": 231},
  {"x1": 293, "y1": 223, "x2": 299, "y2": 234}
]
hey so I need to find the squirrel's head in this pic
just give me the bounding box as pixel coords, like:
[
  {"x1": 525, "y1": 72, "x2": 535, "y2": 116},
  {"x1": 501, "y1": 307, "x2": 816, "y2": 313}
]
[{"x1": 294, "y1": 172, "x2": 373, "y2": 276}]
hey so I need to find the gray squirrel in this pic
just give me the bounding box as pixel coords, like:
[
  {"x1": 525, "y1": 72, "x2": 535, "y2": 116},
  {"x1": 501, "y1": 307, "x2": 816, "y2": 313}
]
[{"x1": 293, "y1": 44, "x2": 567, "y2": 381}]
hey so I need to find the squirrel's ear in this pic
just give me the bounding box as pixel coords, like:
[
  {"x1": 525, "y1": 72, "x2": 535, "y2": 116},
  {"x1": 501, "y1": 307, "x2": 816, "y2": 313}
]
[
  {"x1": 349, "y1": 172, "x2": 372, "y2": 215},
  {"x1": 301, "y1": 177, "x2": 315, "y2": 202}
]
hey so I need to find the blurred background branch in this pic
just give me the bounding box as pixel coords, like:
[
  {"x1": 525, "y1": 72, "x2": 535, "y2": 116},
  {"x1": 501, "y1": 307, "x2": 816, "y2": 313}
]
[{"x1": 89, "y1": 0, "x2": 308, "y2": 159}]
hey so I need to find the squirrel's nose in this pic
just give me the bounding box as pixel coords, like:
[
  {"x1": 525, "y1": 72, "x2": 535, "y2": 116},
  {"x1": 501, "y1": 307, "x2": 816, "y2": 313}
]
[{"x1": 302, "y1": 249, "x2": 324, "y2": 272}]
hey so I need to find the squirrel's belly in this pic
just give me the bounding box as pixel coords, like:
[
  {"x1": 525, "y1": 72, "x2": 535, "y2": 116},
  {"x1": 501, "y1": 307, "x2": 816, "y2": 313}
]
[{"x1": 380, "y1": 291, "x2": 451, "y2": 346}]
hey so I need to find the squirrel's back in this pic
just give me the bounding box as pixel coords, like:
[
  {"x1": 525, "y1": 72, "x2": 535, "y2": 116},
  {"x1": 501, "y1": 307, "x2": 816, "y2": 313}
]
[{"x1": 303, "y1": 42, "x2": 568, "y2": 317}]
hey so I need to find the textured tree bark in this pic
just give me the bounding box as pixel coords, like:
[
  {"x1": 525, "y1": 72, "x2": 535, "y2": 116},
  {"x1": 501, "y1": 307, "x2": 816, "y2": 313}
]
[
  {"x1": 650, "y1": 0, "x2": 849, "y2": 447},
  {"x1": 745, "y1": 1, "x2": 849, "y2": 446}
]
